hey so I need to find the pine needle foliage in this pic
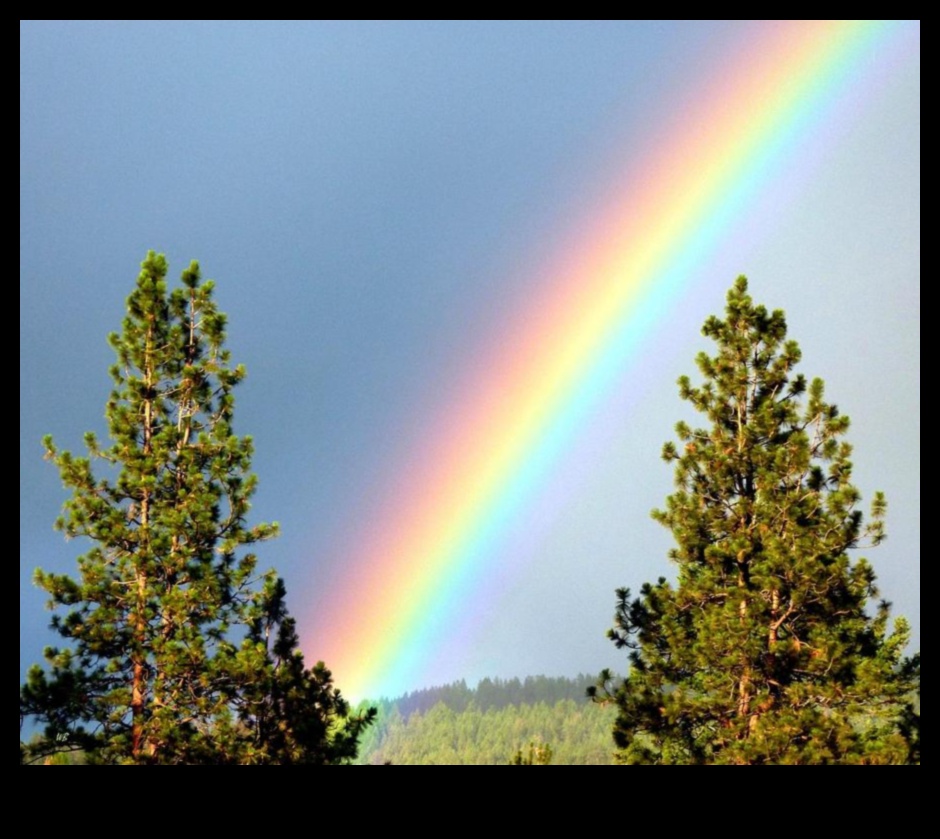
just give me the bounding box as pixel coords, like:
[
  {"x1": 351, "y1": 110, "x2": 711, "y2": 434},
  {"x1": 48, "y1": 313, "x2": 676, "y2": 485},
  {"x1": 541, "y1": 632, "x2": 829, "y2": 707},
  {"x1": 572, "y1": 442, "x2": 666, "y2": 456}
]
[
  {"x1": 592, "y1": 277, "x2": 918, "y2": 765},
  {"x1": 22, "y1": 251, "x2": 373, "y2": 764}
]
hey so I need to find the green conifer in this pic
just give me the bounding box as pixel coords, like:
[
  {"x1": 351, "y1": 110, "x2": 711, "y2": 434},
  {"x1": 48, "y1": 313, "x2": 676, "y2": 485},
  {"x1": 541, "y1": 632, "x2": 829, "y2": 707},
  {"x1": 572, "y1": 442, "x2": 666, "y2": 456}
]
[
  {"x1": 21, "y1": 251, "x2": 372, "y2": 764},
  {"x1": 593, "y1": 277, "x2": 918, "y2": 764}
]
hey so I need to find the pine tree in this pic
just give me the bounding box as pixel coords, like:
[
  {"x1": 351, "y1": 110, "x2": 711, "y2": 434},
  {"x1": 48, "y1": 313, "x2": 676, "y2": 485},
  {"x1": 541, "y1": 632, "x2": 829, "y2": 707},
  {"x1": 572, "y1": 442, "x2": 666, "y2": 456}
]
[
  {"x1": 231, "y1": 575, "x2": 376, "y2": 764},
  {"x1": 592, "y1": 277, "x2": 918, "y2": 765},
  {"x1": 509, "y1": 741, "x2": 554, "y2": 765},
  {"x1": 21, "y1": 251, "x2": 372, "y2": 764}
]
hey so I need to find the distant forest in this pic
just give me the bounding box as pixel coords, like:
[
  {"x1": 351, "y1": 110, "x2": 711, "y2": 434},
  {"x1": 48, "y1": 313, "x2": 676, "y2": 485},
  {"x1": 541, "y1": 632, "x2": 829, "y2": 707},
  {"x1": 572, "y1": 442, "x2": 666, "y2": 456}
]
[{"x1": 356, "y1": 674, "x2": 618, "y2": 765}]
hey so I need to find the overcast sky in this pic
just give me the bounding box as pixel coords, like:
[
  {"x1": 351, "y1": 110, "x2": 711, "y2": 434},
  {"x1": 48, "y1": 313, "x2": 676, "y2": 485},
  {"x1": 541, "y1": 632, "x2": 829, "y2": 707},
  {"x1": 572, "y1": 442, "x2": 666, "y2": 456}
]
[{"x1": 21, "y1": 21, "x2": 919, "y2": 701}]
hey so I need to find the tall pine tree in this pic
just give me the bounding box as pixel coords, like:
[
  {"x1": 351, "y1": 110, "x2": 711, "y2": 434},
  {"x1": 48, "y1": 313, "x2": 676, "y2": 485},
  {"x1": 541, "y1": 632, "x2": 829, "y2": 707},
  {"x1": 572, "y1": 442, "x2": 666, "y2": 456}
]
[
  {"x1": 22, "y1": 251, "x2": 372, "y2": 764},
  {"x1": 592, "y1": 277, "x2": 918, "y2": 764}
]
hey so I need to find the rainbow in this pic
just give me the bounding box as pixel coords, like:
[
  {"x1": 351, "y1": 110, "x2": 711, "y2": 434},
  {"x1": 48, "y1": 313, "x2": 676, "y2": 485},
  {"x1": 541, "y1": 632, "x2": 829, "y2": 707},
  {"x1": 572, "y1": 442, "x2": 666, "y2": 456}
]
[{"x1": 303, "y1": 20, "x2": 918, "y2": 700}]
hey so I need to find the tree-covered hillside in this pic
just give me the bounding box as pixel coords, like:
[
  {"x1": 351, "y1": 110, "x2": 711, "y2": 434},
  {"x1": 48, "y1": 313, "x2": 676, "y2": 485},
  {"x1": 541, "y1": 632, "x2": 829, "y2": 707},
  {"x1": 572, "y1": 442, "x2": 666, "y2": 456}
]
[{"x1": 357, "y1": 675, "x2": 617, "y2": 764}]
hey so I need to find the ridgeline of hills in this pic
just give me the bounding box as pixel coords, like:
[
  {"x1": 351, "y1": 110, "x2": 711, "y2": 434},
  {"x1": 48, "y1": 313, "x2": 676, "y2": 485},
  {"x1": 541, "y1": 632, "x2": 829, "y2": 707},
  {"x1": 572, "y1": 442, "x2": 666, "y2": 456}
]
[{"x1": 355, "y1": 674, "x2": 618, "y2": 764}]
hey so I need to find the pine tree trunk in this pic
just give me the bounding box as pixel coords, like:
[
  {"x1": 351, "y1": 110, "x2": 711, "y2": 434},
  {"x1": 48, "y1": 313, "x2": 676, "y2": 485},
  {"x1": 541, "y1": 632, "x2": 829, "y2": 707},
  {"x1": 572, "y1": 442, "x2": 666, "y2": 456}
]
[{"x1": 132, "y1": 319, "x2": 155, "y2": 761}]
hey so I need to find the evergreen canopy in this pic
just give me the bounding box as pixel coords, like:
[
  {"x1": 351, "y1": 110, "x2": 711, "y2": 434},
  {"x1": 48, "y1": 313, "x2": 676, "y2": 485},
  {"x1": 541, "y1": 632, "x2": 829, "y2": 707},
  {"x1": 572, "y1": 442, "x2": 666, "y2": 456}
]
[
  {"x1": 593, "y1": 277, "x2": 919, "y2": 764},
  {"x1": 22, "y1": 251, "x2": 373, "y2": 764}
]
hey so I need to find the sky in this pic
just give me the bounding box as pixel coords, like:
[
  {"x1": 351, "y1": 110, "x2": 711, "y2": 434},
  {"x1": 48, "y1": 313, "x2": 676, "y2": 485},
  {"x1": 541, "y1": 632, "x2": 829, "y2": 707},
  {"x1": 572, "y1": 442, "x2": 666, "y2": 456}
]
[{"x1": 21, "y1": 21, "x2": 919, "y2": 703}]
